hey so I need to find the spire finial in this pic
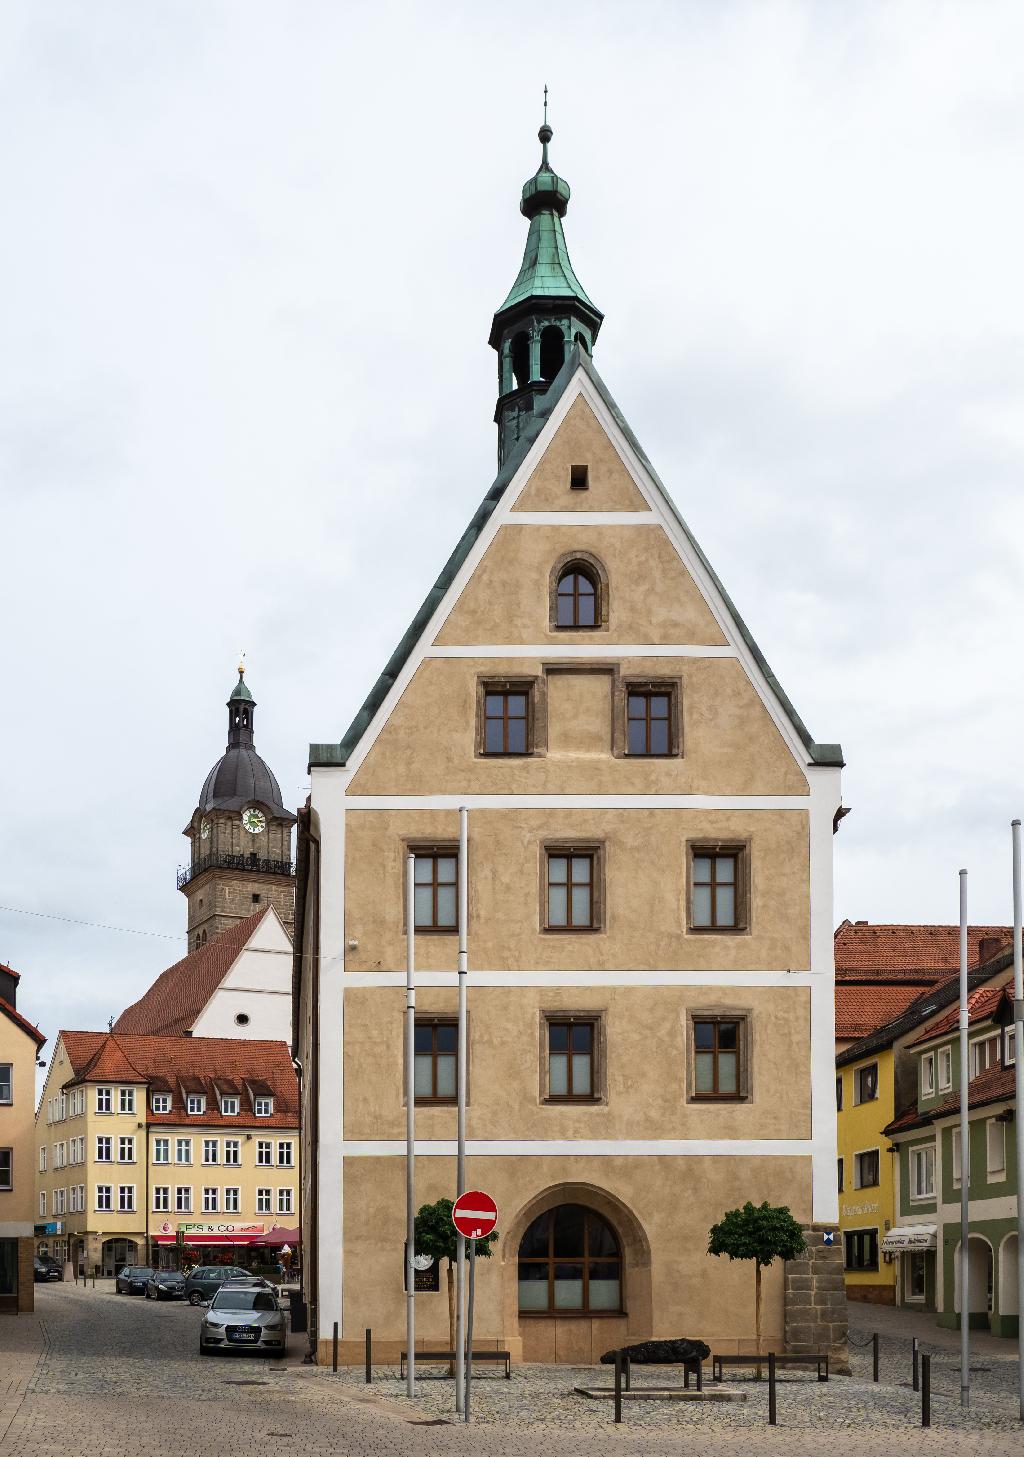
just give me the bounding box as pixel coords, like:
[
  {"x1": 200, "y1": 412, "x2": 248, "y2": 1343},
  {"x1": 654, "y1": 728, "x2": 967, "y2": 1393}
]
[
  {"x1": 543, "y1": 84, "x2": 548, "y2": 126},
  {"x1": 237, "y1": 651, "x2": 246, "y2": 678},
  {"x1": 538, "y1": 84, "x2": 552, "y2": 167}
]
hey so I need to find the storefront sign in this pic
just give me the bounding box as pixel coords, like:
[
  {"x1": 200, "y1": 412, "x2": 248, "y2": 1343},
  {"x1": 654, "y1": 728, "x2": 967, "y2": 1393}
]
[
  {"x1": 152, "y1": 1219, "x2": 268, "y2": 1246},
  {"x1": 881, "y1": 1224, "x2": 937, "y2": 1252}
]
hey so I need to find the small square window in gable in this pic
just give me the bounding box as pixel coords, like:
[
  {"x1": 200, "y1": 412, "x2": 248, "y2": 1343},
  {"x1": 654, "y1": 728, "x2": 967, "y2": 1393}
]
[{"x1": 569, "y1": 463, "x2": 589, "y2": 491}]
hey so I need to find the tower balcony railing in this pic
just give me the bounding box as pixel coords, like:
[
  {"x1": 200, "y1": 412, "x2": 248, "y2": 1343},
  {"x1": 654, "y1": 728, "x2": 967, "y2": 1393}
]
[{"x1": 177, "y1": 853, "x2": 296, "y2": 890}]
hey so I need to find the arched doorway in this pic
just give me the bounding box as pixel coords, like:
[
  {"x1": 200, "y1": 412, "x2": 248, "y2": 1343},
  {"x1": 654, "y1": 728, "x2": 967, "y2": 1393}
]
[
  {"x1": 101, "y1": 1238, "x2": 138, "y2": 1277},
  {"x1": 502, "y1": 1183, "x2": 651, "y2": 1364},
  {"x1": 954, "y1": 1236, "x2": 993, "y2": 1329},
  {"x1": 996, "y1": 1234, "x2": 1018, "y2": 1338}
]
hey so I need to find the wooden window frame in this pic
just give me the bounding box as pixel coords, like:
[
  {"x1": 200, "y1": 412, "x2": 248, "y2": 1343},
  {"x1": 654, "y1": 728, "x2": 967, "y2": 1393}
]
[
  {"x1": 686, "y1": 1010, "x2": 751, "y2": 1102},
  {"x1": 517, "y1": 1204, "x2": 624, "y2": 1317},
  {"x1": 685, "y1": 841, "x2": 750, "y2": 935},
  {"x1": 854, "y1": 1062, "x2": 879, "y2": 1104},
  {"x1": 412, "y1": 1016, "x2": 460, "y2": 1106},
  {"x1": 542, "y1": 842, "x2": 604, "y2": 933},
  {"x1": 548, "y1": 550, "x2": 609, "y2": 633},
  {"x1": 475, "y1": 678, "x2": 540, "y2": 758},
  {"x1": 615, "y1": 679, "x2": 683, "y2": 759},
  {"x1": 540, "y1": 1013, "x2": 604, "y2": 1104},
  {"x1": 403, "y1": 841, "x2": 460, "y2": 934}
]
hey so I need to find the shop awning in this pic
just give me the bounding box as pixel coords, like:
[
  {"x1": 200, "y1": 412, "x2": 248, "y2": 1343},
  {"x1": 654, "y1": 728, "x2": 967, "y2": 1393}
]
[
  {"x1": 881, "y1": 1225, "x2": 937, "y2": 1252},
  {"x1": 152, "y1": 1232, "x2": 266, "y2": 1246},
  {"x1": 259, "y1": 1226, "x2": 300, "y2": 1249}
]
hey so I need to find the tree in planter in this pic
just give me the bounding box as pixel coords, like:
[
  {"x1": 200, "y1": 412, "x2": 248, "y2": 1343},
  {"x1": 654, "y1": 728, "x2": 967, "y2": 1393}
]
[
  {"x1": 707, "y1": 1201, "x2": 805, "y2": 1370},
  {"x1": 414, "y1": 1198, "x2": 497, "y2": 1373}
]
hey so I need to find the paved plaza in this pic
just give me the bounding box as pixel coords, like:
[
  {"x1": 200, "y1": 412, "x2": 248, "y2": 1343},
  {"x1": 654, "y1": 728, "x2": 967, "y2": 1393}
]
[{"x1": 0, "y1": 1282, "x2": 1021, "y2": 1456}]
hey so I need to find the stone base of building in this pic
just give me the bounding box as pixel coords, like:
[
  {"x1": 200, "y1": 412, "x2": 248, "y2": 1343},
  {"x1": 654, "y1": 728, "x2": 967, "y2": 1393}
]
[
  {"x1": 784, "y1": 1224, "x2": 850, "y2": 1374},
  {"x1": 845, "y1": 1284, "x2": 896, "y2": 1305}
]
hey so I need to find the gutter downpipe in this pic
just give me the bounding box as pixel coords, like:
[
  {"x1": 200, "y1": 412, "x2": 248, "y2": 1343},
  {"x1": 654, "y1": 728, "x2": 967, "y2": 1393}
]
[
  {"x1": 455, "y1": 807, "x2": 468, "y2": 1416},
  {"x1": 959, "y1": 868, "x2": 970, "y2": 1411}
]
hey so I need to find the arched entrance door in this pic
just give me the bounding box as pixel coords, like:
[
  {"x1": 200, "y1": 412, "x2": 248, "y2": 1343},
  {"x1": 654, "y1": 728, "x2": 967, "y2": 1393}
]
[
  {"x1": 954, "y1": 1236, "x2": 993, "y2": 1329},
  {"x1": 101, "y1": 1238, "x2": 138, "y2": 1277},
  {"x1": 996, "y1": 1235, "x2": 1018, "y2": 1338}
]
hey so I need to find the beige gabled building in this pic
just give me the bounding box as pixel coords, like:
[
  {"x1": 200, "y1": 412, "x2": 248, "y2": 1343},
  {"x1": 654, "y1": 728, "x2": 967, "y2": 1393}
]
[
  {"x1": 0, "y1": 963, "x2": 46, "y2": 1311},
  {"x1": 294, "y1": 118, "x2": 847, "y2": 1365}
]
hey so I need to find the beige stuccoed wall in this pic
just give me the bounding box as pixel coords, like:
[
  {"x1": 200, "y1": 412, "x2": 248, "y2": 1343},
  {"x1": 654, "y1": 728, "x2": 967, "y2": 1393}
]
[
  {"x1": 343, "y1": 808, "x2": 810, "y2": 973},
  {"x1": 511, "y1": 396, "x2": 650, "y2": 512},
  {"x1": 343, "y1": 985, "x2": 811, "y2": 1142},
  {"x1": 332, "y1": 1154, "x2": 810, "y2": 1362},
  {"x1": 433, "y1": 524, "x2": 729, "y2": 647},
  {"x1": 348, "y1": 656, "x2": 808, "y2": 796}
]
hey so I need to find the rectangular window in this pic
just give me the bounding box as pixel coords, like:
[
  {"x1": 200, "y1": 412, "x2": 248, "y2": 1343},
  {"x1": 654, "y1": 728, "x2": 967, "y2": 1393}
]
[
  {"x1": 921, "y1": 1053, "x2": 935, "y2": 1097},
  {"x1": 692, "y1": 1017, "x2": 744, "y2": 1099},
  {"x1": 952, "y1": 1127, "x2": 966, "y2": 1186},
  {"x1": 414, "y1": 1020, "x2": 458, "y2": 1104},
  {"x1": 256, "y1": 1187, "x2": 272, "y2": 1214},
  {"x1": 412, "y1": 851, "x2": 458, "y2": 931},
  {"x1": 118, "y1": 1185, "x2": 135, "y2": 1213},
  {"x1": 844, "y1": 1228, "x2": 879, "y2": 1271},
  {"x1": 836, "y1": 1075, "x2": 843, "y2": 1111},
  {"x1": 118, "y1": 1136, "x2": 135, "y2": 1163},
  {"x1": 39, "y1": 1191, "x2": 46, "y2": 1216},
  {"x1": 688, "y1": 846, "x2": 747, "y2": 932},
  {"x1": 186, "y1": 1094, "x2": 205, "y2": 1115},
  {"x1": 151, "y1": 1093, "x2": 171, "y2": 1114},
  {"x1": 257, "y1": 1140, "x2": 273, "y2": 1166},
  {"x1": 54, "y1": 1188, "x2": 65, "y2": 1214},
  {"x1": 220, "y1": 1096, "x2": 240, "y2": 1116},
  {"x1": 854, "y1": 1149, "x2": 880, "y2": 1188},
  {"x1": 0, "y1": 1064, "x2": 11, "y2": 1103},
  {"x1": 483, "y1": 688, "x2": 530, "y2": 755},
  {"x1": 547, "y1": 1020, "x2": 596, "y2": 1100},
  {"x1": 175, "y1": 1186, "x2": 192, "y2": 1213},
  {"x1": 938, "y1": 1045, "x2": 953, "y2": 1091},
  {"x1": 569, "y1": 463, "x2": 589, "y2": 490},
  {"x1": 254, "y1": 1096, "x2": 274, "y2": 1117},
  {"x1": 119, "y1": 1088, "x2": 135, "y2": 1115},
  {"x1": 276, "y1": 1141, "x2": 293, "y2": 1167},
  {"x1": 175, "y1": 1138, "x2": 192, "y2": 1164},
  {"x1": 153, "y1": 1186, "x2": 170, "y2": 1212},
  {"x1": 96, "y1": 1136, "x2": 112, "y2": 1162},
  {"x1": 907, "y1": 1251, "x2": 927, "y2": 1301},
  {"x1": 223, "y1": 1140, "x2": 240, "y2": 1166},
  {"x1": 855, "y1": 1063, "x2": 879, "y2": 1104},
  {"x1": 1005, "y1": 1026, "x2": 1016, "y2": 1067},
  {"x1": 911, "y1": 1145, "x2": 935, "y2": 1199},
  {"x1": 546, "y1": 848, "x2": 597, "y2": 930},
  {"x1": 96, "y1": 1087, "x2": 112, "y2": 1114},
  {"x1": 0, "y1": 1149, "x2": 11, "y2": 1191},
  {"x1": 970, "y1": 1033, "x2": 1000, "y2": 1078},
  {"x1": 203, "y1": 1139, "x2": 219, "y2": 1165},
  {"x1": 277, "y1": 1188, "x2": 294, "y2": 1215},
  {"x1": 987, "y1": 1119, "x2": 1006, "y2": 1176},
  {"x1": 202, "y1": 1187, "x2": 219, "y2": 1213},
  {"x1": 59, "y1": 1091, "x2": 66, "y2": 1119},
  {"x1": 153, "y1": 1138, "x2": 170, "y2": 1164},
  {"x1": 224, "y1": 1187, "x2": 240, "y2": 1213},
  {"x1": 837, "y1": 1157, "x2": 844, "y2": 1192},
  {"x1": 77, "y1": 1183, "x2": 85, "y2": 1210},
  {"x1": 626, "y1": 689, "x2": 672, "y2": 755},
  {"x1": 96, "y1": 1184, "x2": 112, "y2": 1211},
  {"x1": 39, "y1": 1146, "x2": 47, "y2": 1173}
]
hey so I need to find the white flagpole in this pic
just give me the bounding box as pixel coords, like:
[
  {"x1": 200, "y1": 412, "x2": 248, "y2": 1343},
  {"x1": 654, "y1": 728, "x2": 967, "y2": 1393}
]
[
  {"x1": 455, "y1": 807, "x2": 468, "y2": 1416},
  {"x1": 405, "y1": 853, "x2": 416, "y2": 1398},
  {"x1": 1011, "y1": 820, "x2": 1023, "y2": 1424},
  {"x1": 959, "y1": 868, "x2": 970, "y2": 1410}
]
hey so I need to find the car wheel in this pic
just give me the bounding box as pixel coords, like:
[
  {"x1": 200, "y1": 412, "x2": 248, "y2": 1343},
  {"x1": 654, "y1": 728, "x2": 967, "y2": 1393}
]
[
  {"x1": 188, "y1": 1292, "x2": 204, "y2": 1306},
  {"x1": 199, "y1": 1345, "x2": 210, "y2": 1356}
]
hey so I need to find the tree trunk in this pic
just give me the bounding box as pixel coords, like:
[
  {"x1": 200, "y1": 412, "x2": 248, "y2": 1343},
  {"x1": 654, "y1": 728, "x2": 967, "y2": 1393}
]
[
  {"x1": 446, "y1": 1259, "x2": 456, "y2": 1377},
  {"x1": 754, "y1": 1262, "x2": 763, "y2": 1380}
]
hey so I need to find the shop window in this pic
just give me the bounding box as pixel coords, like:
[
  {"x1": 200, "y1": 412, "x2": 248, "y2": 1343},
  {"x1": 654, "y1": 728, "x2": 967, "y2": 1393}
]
[{"x1": 844, "y1": 1228, "x2": 878, "y2": 1271}]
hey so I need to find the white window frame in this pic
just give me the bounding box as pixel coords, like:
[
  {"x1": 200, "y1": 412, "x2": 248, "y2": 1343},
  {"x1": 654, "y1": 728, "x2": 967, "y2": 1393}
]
[
  {"x1": 96, "y1": 1184, "x2": 112, "y2": 1211},
  {"x1": 986, "y1": 1117, "x2": 1006, "y2": 1178},
  {"x1": 920, "y1": 1053, "x2": 935, "y2": 1098},
  {"x1": 277, "y1": 1187, "x2": 294, "y2": 1215},
  {"x1": 118, "y1": 1184, "x2": 136, "y2": 1213},
  {"x1": 256, "y1": 1140, "x2": 273, "y2": 1166},
  {"x1": 202, "y1": 1186, "x2": 219, "y2": 1213},
  {"x1": 220, "y1": 1096, "x2": 240, "y2": 1116},
  {"x1": 202, "y1": 1139, "x2": 219, "y2": 1165},
  {"x1": 910, "y1": 1144, "x2": 935, "y2": 1201},
  {"x1": 951, "y1": 1126, "x2": 969, "y2": 1187},
  {"x1": 175, "y1": 1186, "x2": 192, "y2": 1213},
  {"x1": 254, "y1": 1096, "x2": 273, "y2": 1117},
  {"x1": 153, "y1": 1186, "x2": 170, "y2": 1212},
  {"x1": 256, "y1": 1186, "x2": 272, "y2": 1214},
  {"x1": 151, "y1": 1093, "x2": 171, "y2": 1114},
  {"x1": 153, "y1": 1137, "x2": 170, "y2": 1164},
  {"x1": 937, "y1": 1044, "x2": 953, "y2": 1092},
  {"x1": 186, "y1": 1094, "x2": 206, "y2": 1116},
  {"x1": 95, "y1": 1087, "x2": 112, "y2": 1114},
  {"x1": 224, "y1": 1186, "x2": 240, "y2": 1213},
  {"x1": 969, "y1": 1032, "x2": 1000, "y2": 1079},
  {"x1": 853, "y1": 1146, "x2": 881, "y2": 1190},
  {"x1": 223, "y1": 1140, "x2": 240, "y2": 1166},
  {"x1": 175, "y1": 1138, "x2": 193, "y2": 1165},
  {"x1": 276, "y1": 1141, "x2": 293, "y2": 1167},
  {"x1": 0, "y1": 1063, "x2": 12, "y2": 1104},
  {"x1": 118, "y1": 1136, "x2": 135, "y2": 1163},
  {"x1": 96, "y1": 1135, "x2": 112, "y2": 1163},
  {"x1": 39, "y1": 1190, "x2": 46, "y2": 1216},
  {"x1": 1005, "y1": 1026, "x2": 1016, "y2": 1067},
  {"x1": 119, "y1": 1088, "x2": 135, "y2": 1115},
  {"x1": 39, "y1": 1146, "x2": 47, "y2": 1173},
  {"x1": 854, "y1": 1062, "x2": 879, "y2": 1105}
]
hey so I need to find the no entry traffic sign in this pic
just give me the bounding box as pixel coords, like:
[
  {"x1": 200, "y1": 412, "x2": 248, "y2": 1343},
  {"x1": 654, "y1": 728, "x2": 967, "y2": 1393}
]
[{"x1": 452, "y1": 1190, "x2": 498, "y2": 1240}]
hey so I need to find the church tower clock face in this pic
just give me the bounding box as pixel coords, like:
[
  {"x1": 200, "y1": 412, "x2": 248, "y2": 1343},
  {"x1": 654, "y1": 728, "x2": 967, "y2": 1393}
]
[
  {"x1": 241, "y1": 807, "x2": 266, "y2": 835},
  {"x1": 199, "y1": 818, "x2": 211, "y2": 841}
]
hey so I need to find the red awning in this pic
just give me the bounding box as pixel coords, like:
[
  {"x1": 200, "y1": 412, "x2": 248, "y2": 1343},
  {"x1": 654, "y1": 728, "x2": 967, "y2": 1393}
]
[
  {"x1": 259, "y1": 1226, "x2": 300, "y2": 1248},
  {"x1": 151, "y1": 1232, "x2": 266, "y2": 1246}
]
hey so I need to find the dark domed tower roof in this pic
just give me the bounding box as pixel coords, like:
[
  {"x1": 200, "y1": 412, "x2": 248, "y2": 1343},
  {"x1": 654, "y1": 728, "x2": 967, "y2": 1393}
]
[{"x1": 197, "y1": 667, "x2": 296, "y2": 822}]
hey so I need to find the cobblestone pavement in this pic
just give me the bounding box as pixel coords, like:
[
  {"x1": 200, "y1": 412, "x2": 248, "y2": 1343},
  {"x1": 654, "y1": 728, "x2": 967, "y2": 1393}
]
[{"x1": 1, "y1": 1283, "x2": 1021, "y2": 1456}]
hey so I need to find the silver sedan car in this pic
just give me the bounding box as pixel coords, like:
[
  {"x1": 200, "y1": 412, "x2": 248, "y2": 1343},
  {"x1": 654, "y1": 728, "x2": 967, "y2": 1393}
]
[{"x1": 199, "y1": 1281, "x2": 287, "y2": 1357}]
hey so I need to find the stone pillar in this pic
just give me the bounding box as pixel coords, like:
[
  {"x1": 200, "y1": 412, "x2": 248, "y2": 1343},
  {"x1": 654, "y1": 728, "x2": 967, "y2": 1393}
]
[{"x1": 784, "y1": 1223, "x2": 850, "y2": 1373}]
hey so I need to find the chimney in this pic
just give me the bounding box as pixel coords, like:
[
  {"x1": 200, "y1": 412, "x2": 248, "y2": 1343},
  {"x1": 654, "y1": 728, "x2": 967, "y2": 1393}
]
[
  {"x1": 0, "y1": 966, "x2": 17, "y2": 1009},
  {"x1": 977, "y1": 935, "x2": 1005, "y2": 967}
]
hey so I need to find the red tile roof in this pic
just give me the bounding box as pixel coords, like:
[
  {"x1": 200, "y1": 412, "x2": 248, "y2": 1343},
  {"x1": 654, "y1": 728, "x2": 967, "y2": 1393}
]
[
  {"x1": 835, "y1": 983, "x2": 927, "y2": 1040},
  {"x1": 907, "y1": 981, "x2": 1012, "y2": 1048},
  {"x1": 834, "y1": 922, "x2": 1010, "y2": 979},
  {"x1": 886, "y1": 1061, "x2": 1016, "y2": 1136},
  {"x1": 0, "y1": 996, "x2": 45, "y2": 1048},
  {"x1": 59, "y1": 1030, "x2": 298, "y2": 1128},
  {"x1": 112, "y1": 908, "x2": 269, "y2": 1036},
  {"x1": 0, "y1": 963, "x2": 22, "y2": 983}
]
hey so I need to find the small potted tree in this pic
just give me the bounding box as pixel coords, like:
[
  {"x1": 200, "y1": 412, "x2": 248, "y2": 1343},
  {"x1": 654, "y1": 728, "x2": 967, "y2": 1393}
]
[
  {"x1": 707, "y1": 1201, "x2": 805, "y2": 1374},
  {"x1": 414, "y1": 1198, "x2": 497, "y2": 1374}
]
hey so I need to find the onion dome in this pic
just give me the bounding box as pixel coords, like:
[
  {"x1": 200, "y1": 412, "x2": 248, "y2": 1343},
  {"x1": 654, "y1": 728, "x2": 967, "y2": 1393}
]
[{"x1": 197, "y1": 665, "x2": 295, "y2": 820}]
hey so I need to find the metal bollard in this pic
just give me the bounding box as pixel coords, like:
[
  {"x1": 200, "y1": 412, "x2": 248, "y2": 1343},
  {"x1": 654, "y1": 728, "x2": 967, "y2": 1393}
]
[
  {"x1": 364, "y1": 1327, "x2": 371, "y2": 1384},
  {"x1": 872, "y1": 1331, "x2": 879, "y2": 1383},
  {"x1": 332, "y1": 1321, "x2": 338, "y2": 1373},
  {"x1": 921, "y1": 1354, "x2": 930, "y2": 1428},
  {"x1": 696, "y1": 1355, "x2": 703, "y2": 1392},
  {"x1": 912, "y1": 1337, "x2": 919, "y2": 1393},
  {"x1": 768, "y1": 1352, "x2": 777, "y2": 1426},
  {"x1": 613, "y1": 1351, "x2": 622, "y2": 1424},
  {"x1": 623, "y1": 1354, "x2": 630, "y2": 1392}
]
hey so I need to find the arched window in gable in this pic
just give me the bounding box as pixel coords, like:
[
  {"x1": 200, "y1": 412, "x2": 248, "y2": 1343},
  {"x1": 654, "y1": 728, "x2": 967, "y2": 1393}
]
[{"x1": 550, "y1": 552, "x2": 608, "y2": 630}]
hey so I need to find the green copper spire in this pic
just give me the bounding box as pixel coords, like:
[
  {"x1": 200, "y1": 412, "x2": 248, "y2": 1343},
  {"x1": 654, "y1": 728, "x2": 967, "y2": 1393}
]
[
  {"x1": 228, "y1": 657, "x2": 254, "y2": 704},
  {"x1": 489, "y1": 96, "x2": 603, "y2": 463}
]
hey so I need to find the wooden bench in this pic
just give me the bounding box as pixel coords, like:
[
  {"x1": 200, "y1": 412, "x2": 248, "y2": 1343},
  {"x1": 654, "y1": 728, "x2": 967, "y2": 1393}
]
[
  {"x1": 399, "y1": 1349, "x2": 511, "y2": 1379},
  {"x1": 620, "y1": 1354, "x2": 705, "y2": 1391},
  {"x1": 712, "y1": 1352, "x2": 828, "y2": 1382}
]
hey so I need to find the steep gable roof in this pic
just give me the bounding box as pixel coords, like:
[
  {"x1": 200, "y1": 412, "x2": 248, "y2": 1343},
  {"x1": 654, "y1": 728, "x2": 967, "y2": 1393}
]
[
  {"x1": 907, "y1": 980, "x2": 1013, "y2": 1048},
  {"x1": 834, "y1": 921, "x2": 1009, "y2": 980},
  {"x1": 309, "y1": 348, "x2": 842, "y2": 773},
  {"x1": 0, "y1": 996, "x2": 45, "y2": 1048},
  {"x1": 835, "y1": 967, "x2": 997, "y2": 1068},
  {"x1": 885, "y1": 1061, "x2": 1016, "y2": 1137},
  {"x1": 112, "y1": 908, "x2": 269, "y2": 1037},
  {"x1": 835, "y1": 983, "x2": 928, "y2": 1042}
]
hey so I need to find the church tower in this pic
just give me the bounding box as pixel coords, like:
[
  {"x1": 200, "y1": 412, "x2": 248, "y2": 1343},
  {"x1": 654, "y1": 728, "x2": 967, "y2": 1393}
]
[
  {"x1": 178, "y1": 664, "x2": 296, "y2": 949},
  {"x1": 489, "y1": 98, "x2": 603, "y2": 463}
]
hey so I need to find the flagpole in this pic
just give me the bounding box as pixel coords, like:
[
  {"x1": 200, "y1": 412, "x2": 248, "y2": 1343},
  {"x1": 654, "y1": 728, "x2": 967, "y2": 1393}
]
[
  {"x1": 958, "y1": 868, "x2": 970, "y2": 1411},
  {"x1": 405, "y1": 852, "x2": 416, "y2": 1398},
  {"x1": 1010, "y1": 820, "x2": 1023, "y2": 1424},
  {"x1": 455, "y1": 807, "x2": 468, "y2": 1416}
]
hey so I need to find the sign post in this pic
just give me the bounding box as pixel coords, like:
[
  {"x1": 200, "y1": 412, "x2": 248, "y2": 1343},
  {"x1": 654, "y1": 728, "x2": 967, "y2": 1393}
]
[
  {"x1": 452, "y1": 1191, "x2": 498, "y2": 1425},
  {"x1": 455, "y1": 807, "x2": 469, "y2": 1417}
]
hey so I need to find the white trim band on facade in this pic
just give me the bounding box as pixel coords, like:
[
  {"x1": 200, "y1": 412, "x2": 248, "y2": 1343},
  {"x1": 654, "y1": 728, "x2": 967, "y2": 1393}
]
[
  {"x1": 425, "y1": 644, "x2": 738, "y2": 659},
  {"x1": 343, "y1": 969, "x2": 814, "y2": 988},
  {"x1": 506, "y1": 511, "x2": 657, "y2": 525},
  {"x1": 342, "y1": 1139, "x2": 813, "y2": 1158},
  {"x1": 0, "y1": 1222, "x2": 33, "y2": 1237},
  {"x1": 342, "y1": 794, "x2": 811, "y2": 811}
]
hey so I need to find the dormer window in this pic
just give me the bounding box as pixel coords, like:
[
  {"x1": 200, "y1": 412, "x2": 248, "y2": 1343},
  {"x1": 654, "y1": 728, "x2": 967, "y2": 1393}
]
[
  {"x1": 220, "y1": 1096, "x2": 240, "y2": 1116},
  {"x1": 151, "y1": 1093, "x2": 171, "y2": 1114},
  {"x1": 254, "y1": 1096, "x2": 273, "y2": 1117},
  {"x1": 186, "y1": 1094, "x2": 206, "y2": 1116}
]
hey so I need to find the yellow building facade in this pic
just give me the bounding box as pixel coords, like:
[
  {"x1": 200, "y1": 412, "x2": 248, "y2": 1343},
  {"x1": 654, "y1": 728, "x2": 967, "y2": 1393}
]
[
  {"x1": 836, "y1": 1047, "x2": 897, "y2": 1302},
  {"x1": 0, "y1": 965, "x2": 46, "y2": 1312}
]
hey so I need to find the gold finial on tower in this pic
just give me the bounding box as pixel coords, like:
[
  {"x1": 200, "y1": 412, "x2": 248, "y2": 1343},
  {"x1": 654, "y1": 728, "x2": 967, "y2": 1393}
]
[{"x1": 237, "y1": 651, "x2": 246, "y2": 677}]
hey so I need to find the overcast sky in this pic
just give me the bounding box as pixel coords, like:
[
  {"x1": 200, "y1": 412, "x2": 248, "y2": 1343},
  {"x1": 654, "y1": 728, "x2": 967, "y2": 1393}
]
[{"x1": 3, "y1": 2, "x2": 1023, "y2": 1058}]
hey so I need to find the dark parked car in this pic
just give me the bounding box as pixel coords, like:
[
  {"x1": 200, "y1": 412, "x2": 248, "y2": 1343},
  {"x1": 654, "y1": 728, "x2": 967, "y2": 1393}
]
[
  {"x1": 34, "y1": 1256, "x2": 63, "y2": 1282},
  {"x1": 182, "y1": 1265, "x2": 253, "y2": 1306},
  {"x1": 116, "y1": 1265, "x2": 156, "y2": 1295},
  {"x1": 145, "y1": 1270, "x2": 186, "y2": 1300}
]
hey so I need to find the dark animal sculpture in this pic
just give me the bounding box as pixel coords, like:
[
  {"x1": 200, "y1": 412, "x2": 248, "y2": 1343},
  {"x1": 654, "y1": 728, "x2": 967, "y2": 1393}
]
[{"x1": 600, "y1": 1338, "x2": 710, "y2": 1365}]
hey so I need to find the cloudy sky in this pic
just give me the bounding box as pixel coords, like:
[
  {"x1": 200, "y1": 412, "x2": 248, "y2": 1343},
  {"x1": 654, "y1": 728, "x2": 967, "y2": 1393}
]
[{"x1": 3, "y1": 1, "x2": 1023, "y2": 1056}]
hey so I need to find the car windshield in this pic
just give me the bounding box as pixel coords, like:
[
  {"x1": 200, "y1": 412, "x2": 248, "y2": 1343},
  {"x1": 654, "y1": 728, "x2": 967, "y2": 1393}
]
[
  {"x1": 158, "y1": 1272, "x2": 183, "y2": 1281},
  {"x1": 126, "y1": 1268, "x2": 154, "y2": 1277},
  {"x1": 211, "y1": 1289, "x2": 277, "y2": 1311}
]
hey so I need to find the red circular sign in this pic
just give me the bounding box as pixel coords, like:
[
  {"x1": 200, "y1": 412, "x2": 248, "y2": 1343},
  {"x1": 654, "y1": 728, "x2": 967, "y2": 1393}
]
[{"x1": 452, "y1": 1190, "x2": 498, "y2": 1240}]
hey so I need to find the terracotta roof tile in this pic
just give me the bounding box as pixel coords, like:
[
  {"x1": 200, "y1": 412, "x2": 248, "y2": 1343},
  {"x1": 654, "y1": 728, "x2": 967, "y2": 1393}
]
[
  {"x1": 112, "y1": 908, "x2": 269, "y2": 1036},
  {"x1": 0, "y1": 996, "x2": 45, "y2": 1048},
  {"x1": 907, "y1": 981, "x2": 1012, "y2": 1047},
  {"x1": 0, "y1": 963, "x2": 22, "y2": 983},
  {"x1": 835, "y1": 984, "x2": 926, "y2": 1040},
  {"x1": 886, "y1": 1061, "x2": 1016, "y2": 1137},
  {"x1": 834, "y1": 922, "x2": 1010, "y2": 979}
]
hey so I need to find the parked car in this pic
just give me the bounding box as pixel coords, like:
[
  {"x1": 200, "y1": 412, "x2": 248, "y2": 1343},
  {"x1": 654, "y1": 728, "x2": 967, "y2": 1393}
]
[
  {"x1": 34, "y1": 1256, "x2": 63, "y2": 1282},
  {"x1": 145, "y1": 1270, "x2": 186, "y2": 1301},
  {"x1": 115, "y1": 1265, "x2": 156, "y2": 1295},
  {"x1": 182, "y1": 1265, "x2": 253, "y2": 1306},
  {"x1": 199, "y1": 1282, "x2": 287, "y2": 1357}
]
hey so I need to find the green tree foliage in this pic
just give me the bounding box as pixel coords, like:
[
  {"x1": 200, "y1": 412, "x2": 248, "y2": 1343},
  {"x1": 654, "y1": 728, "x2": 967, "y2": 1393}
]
[
  {"x1": 707, "y1": 1201, "x2": 805, "y2": 1361},
  {"x1": 414, "y1": 1199, "x2": 497, "y2": 1369}
]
